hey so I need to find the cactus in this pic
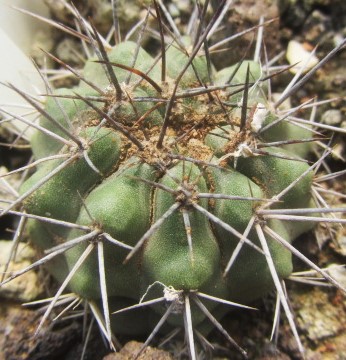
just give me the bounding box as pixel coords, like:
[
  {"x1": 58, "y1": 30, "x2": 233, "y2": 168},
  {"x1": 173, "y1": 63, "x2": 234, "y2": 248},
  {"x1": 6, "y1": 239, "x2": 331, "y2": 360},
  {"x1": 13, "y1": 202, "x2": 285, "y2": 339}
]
[{"x1": 1, "y1": 1, "x2": 345, "y2": 358}]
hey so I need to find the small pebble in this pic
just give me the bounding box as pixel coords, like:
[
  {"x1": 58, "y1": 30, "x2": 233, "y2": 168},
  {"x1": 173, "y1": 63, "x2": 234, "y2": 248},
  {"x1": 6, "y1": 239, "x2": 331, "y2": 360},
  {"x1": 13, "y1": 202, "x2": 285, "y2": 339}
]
[
  {"x1": 286, "y1": 40, "x2": 319, "y2": 74},
  {"x1": 103, "y1": 341, "x2": 173, "y2": 360},
  {"x1": 327, "y1": 264, "x2": 346, "y2": 288},
  {"x1": 321, "y1": 109, "x2": 343, "y2": 126},
  {"x1": 297, "y1": 287, "x2": 345, "y2": 343},
  {"x1": 0, "y1": 240, "x2": 43, "y2": 302}
]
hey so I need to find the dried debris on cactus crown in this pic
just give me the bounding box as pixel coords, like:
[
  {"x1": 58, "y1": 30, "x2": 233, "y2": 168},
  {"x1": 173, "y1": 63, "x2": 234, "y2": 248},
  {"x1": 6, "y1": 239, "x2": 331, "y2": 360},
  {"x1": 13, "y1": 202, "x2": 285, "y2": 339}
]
[{"x1": 0, "y1": 0, "x2": 346, "y2": 359}]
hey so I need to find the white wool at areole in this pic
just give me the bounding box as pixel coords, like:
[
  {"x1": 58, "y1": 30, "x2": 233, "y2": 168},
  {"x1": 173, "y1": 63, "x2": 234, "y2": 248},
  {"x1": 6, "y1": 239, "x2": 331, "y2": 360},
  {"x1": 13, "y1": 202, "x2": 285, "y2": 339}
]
[{"x1": 0, "y1": 0, "x2": 49, "y2": 136}]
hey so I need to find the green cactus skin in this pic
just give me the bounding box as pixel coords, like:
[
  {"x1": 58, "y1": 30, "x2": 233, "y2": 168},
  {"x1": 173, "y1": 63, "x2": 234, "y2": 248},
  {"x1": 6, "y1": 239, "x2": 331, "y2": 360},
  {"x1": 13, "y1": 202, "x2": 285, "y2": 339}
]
[{"x1": 3, "y1": 3, "x2": 344, "y2": 357}]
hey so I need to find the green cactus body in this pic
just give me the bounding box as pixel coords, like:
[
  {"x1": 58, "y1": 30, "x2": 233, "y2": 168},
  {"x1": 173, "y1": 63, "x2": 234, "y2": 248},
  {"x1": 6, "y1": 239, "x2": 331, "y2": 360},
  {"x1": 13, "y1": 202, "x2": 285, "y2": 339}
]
[
  {"x1": 20, "y1": 36, "x2": 316, "y2": 338},
  {"x1": 142, "y1": 162, "x2": 222, "y2": 291}
]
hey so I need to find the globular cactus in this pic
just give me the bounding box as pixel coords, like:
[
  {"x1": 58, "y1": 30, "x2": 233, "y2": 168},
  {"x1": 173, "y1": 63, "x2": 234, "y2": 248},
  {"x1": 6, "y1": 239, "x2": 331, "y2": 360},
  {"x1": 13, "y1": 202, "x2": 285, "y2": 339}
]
[{"x1": 1, "y1": 1, "x2": 345, "y2": 358}]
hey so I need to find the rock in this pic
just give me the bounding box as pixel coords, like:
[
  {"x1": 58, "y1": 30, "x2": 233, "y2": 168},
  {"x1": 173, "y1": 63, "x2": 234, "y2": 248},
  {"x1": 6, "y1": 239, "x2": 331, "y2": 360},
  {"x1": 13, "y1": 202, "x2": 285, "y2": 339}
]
[
  {"x1": 44, "y1": 0, "x2": 144, "y2": 35},
  {"x1": 55, "y1": 38, "x2": 85, "y2": 68},
  {"x1": 0, "y1": 167, "x2": 19, "y2": 204},
  {"x1": 296, "y1": 288, "x2": 346, "y2": 343},
  {"x1": 103, "y1": 341, "x2": 174, "y2": 360},
  {"x1": 286, "y1": 40, "x2": 319, "y2": 74},
  {"x1": 172, "y1": 0, "x2": 190, "y2": 13},
  {"x1": 0, "y1": 303, "x2": 84, "y2": 360},
  {"x1": 302, "y1": 10, "x2": 332, "y2": 44},
  {"x1": 278, "y1": 0, "x2": 346, "y2": 30},
  {"x1": 0, "y1": 240, "x2": 35, "y2": 264},
  {"x1": 210, "y1": 0, "x2": 281, "y2": 69},
  {"x1": 0, "y1": 240, "x2": 44, "y2": 302},
  {"x1": 327, "y1": 265, "x2": 346, "y2": 288},
  {"x1": 321, "y1": 109, "x2": 343, "y2": 126}
]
